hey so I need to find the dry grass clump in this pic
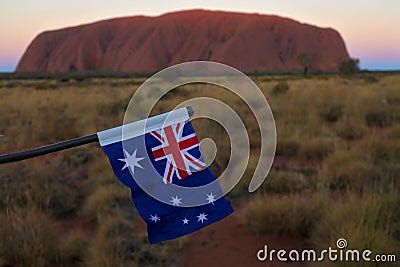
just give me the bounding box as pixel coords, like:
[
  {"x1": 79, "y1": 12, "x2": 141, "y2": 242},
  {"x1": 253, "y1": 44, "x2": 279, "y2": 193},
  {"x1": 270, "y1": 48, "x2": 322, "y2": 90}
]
[
  {"x1": 321, "y1": 150, "x2": 375, "y2": 192},
  {"x1": 26, "y1": 175, "x2": 80, "y2": 216},
  {"x1": 311, "y1": 194, "x2": 400, "y2": 261},
  {"x1": 276, "y1": 137, "x2": 333, "y2": 160},
  {"x1": 0, "y1": 158, "x2": 82, "y2": 216},
  {"x1": 319, "y1": 103, "x2": 343, "y2": 122},
  {"x1": 276, "y1": 137, "x2": 300, "y2": 157},
  {"x1": 0, "y1": 207, "x2": 60, "y2": 266},
  {"x1": 365, "y1": 106, "x2": 394, "y2": 128},
  {"x1": 239, "y1": 194, "x2": 327, "y2": 238},
  {"x1": 59, "y1": 230, "x2": 90, "y2": 266},
  {"x1": 87, "y1": 216, "x2": 183, "y2": 266},
  {"x1": 86, "y1": 216, "x2": 139, "y2": 266},
  {"x1": 335, "y1": 117, "x2": 367, "y2": 140},
  {"x1": 261, "y1": 170, "x2": 310, "y2": 193},
  {"x1": 321, "y1": 137, "x2": 400, "y2": 194},
  {"x1": 82, "y1": 184, "x2": 134, "y2": 223},
  {"x1": 298, "y1": 138, "x2": 334, "y2": 160},
  {"x1": 271, "y1": 81, "x2": 290, "y2": 95}
]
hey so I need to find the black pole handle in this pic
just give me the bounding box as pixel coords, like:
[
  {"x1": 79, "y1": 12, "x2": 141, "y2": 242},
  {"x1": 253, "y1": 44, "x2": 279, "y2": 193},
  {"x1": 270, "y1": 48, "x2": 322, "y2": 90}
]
[
  {"x1": 0, "y1": 106, "x2": 194, "y2": 165},
  {"x1": 0, "y1": 134, "x2": 99, "y2": 164}
]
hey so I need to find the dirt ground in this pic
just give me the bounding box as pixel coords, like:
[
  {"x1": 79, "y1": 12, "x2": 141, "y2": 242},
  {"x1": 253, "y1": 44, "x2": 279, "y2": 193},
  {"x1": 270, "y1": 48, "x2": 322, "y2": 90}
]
[{"x1": 183, "y1": 213, "x2": 307, "y2": 267}]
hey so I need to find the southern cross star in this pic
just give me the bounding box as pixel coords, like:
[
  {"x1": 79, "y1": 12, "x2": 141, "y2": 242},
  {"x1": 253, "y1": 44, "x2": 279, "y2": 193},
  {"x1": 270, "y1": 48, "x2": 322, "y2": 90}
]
[
  {"x1": 197, "y1": 212, "x2": 208, "y2": 223},
  {"x1": 206, "y1": 192, "x2": 216, "y2": 205},
  {"x1": 182, "y1": 218, "x2": 189, "y2": 224},
  {"x1": 149, "y1": 214, "x2": 160, "y2": 223},
  {"x1": 170, "y1": 196, "x2": 183, "y2": 206},
  {"x1": 118, "y1": 149, "x2": 144, "y2": 173}
]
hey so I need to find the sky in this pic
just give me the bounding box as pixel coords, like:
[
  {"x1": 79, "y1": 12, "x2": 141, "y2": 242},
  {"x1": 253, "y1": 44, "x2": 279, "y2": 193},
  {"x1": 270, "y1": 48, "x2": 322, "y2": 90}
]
[{"x1": 0, "y1": 0, "x2": 399, "y2": 72}]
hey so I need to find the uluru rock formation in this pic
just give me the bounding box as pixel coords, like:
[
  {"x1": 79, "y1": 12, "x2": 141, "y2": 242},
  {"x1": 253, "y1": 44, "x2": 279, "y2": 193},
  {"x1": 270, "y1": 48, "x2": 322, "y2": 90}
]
[{"x1": 16, "y1": 10, "x2": 350, "y2": 73}]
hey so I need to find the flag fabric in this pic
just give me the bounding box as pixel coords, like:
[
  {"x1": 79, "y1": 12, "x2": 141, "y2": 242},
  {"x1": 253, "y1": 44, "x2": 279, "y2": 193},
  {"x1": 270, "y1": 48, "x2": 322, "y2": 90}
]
[{"x1": 97, "y1": 108, "x2": 234, "y2": 244}]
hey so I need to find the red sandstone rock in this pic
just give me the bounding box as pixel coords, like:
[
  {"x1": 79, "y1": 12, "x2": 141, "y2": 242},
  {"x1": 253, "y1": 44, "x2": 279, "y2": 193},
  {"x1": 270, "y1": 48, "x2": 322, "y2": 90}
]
[{"x1": 16, "y1": 9, "x2": 350, "y2": 73}]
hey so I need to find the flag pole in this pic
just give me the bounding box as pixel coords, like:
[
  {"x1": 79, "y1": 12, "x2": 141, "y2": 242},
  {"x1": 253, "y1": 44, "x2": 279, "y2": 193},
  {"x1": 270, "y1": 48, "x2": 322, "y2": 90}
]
[{"x1": 0, "y1": 106, "x2": 194, "y2": 164}]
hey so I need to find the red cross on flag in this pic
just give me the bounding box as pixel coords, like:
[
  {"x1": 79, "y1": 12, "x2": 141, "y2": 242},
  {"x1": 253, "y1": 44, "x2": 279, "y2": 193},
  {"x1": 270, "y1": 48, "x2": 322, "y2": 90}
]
[{"x1": 151, "y1": 122, "x2": 206, "y2": 184}]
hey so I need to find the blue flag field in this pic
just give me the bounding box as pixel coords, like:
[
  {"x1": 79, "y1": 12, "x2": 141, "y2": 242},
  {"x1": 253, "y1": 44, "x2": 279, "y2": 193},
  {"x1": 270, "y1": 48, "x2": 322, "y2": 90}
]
[{"x1": 97, "y1": 108, "x2": 234, "y2": 243}]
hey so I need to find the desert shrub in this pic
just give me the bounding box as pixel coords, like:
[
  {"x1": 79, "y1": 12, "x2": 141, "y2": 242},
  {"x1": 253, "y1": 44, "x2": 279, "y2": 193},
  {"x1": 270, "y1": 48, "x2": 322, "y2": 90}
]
[
  {"x1": 311, "y1": 194, "x2": 400, "y2": 263},
  {"x1": 261, "y1": 171, "x2": 310, "y2": 193},
  {"x1": 58, "y1": 77, "x2": 71, "y2": 83},
  {"x1": 82, "y1": 185, "x2": 134, "y2": 223},
  {"x1": 322, "y1": 139, "x2": 400, "y2": 193},
  {"x1": 387, "y1": 124, "x2": 400, "y2": 139},
  {"x1": 27, "y1": 105, "x2": 81, "y2": 144},
  {"x1": 0, "y1": 161, "x2": 80, "y2": 216},
  {"x1": 0, "y1": 164, "x2": 30, "y2": 210},
  {"x1": 271, "y1": 81, "x2": 290, "y2": 95},
  {"x1": 240, "y1": 194, "x2": 327, "y2": 238},
  {"x1": 299, "y1": 138, "x2": 334, "y2": 160},
  {"x1": 359, "y1": 138, "x2": 400, "y2": 164},
  {"x1": 276, "y1": 138, "x2": 300, "y2": 157},
  {"x1": 62, "y1": 148, "x2": 91, "y2": 167},
  {"x1": 338, "y1": 58, "x2": 360, "y2": 75},
  {"x1": 59, "y1": 231, "x2": 90, "y2": 266},
  {"x1": 365, "y1": 107, "x2": 393, "y2": 127},
  {"x1": 319, "y1": 104, "x2": 343, "y2": 122},
  {"x1": 321, "y1": 151, "x2": 378, "y2": 192},
  {"x1": 107, "y1": 97, "x2": 131, "y2": 115},
  {"x1": 34, "y1": 81, "x2": 58, "y2": 90},
  {"x1": 86, "y1": 216, "x2": 139, "y2": 266},
  {"x1": 387, "y1": 94, "x2": 400, "y2": 106},
  {"x1": 362, "y1": 74, "x2": 379, "y2": 83},
  {"x1": 359, "y1": 139, "x2": 400, "y2": 193},
  {"x1": 336, "y1": 118, "x2": 366, "y2": 140},
  {"x1": 26, "y1": 175, "x2": 80, "y2": 216},
  {"x1": 0, "y1": 208, "x2": 60, "y2": 266},
  {"x1": 86, "y1": 216, "x2": 182, "y2": 266}
]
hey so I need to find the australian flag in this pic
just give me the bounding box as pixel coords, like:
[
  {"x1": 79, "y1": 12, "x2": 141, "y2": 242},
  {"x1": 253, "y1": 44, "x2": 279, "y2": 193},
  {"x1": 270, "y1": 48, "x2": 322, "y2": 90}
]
[{"x1": 97, "y1": 108, "x2": 234, "y2": 244}]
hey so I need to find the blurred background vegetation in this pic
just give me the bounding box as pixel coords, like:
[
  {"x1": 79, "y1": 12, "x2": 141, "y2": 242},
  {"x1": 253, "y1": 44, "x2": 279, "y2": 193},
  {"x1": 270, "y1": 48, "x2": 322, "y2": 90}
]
[{"x1": 0, "y1": 72, "x2": 399, "y2": 266}]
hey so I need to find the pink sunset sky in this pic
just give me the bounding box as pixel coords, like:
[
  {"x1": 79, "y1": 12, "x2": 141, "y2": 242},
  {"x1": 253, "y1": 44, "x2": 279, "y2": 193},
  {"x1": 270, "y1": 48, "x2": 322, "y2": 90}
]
[{"x1": 0, "y1": 0, "x2": 399, "y2": 72}]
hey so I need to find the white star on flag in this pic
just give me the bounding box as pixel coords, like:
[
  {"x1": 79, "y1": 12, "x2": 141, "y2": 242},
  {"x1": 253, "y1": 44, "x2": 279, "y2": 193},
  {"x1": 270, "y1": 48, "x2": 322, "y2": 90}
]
[
  {"x1": 182, "y1": 218, "x2": 189, "y2": 224},
  {"x1": 149, "y1": 214, "x2": 160, "y2": 223},
  {"x1": 197, "y1": 213, "x2": 208, "y2": 223},
  {"x1": 170, "y1": 196, "x2": 183, "y2": 206},
  {"x1": 118, "y1": 149, "x2": 144, "y2": 173},
  {"x1": 206, "y1": 192, "x2": 216, "y2": 205}
]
